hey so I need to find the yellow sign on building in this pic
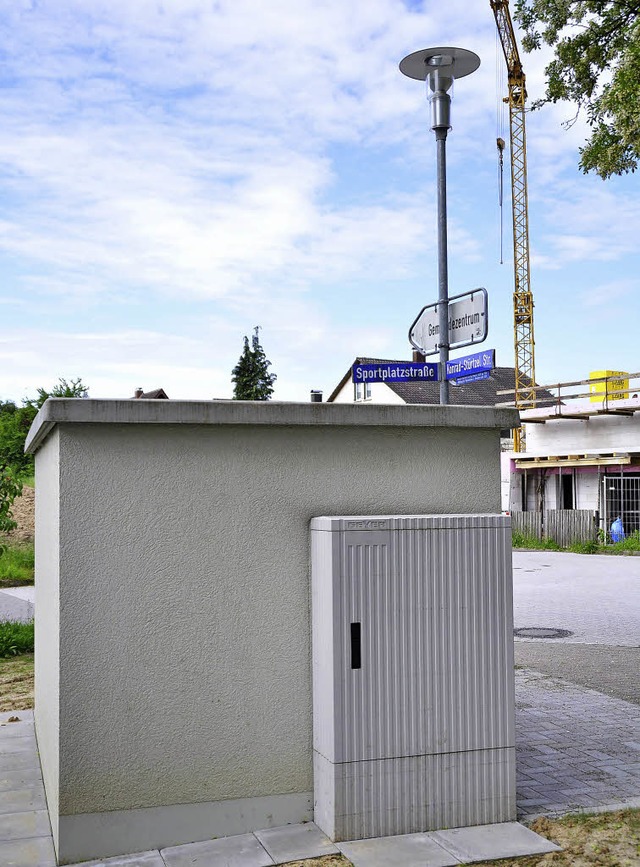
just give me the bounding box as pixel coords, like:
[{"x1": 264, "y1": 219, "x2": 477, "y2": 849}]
[{"x1": 589, "y1": 370, "x2": 629, "y2": 402}]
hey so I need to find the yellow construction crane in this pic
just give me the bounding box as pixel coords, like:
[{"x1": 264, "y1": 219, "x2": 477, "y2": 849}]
[{"x1": 491, "y1": 0, "x2": 536, "y2": 451}]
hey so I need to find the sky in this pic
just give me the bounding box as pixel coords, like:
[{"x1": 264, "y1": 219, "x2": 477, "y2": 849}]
[{"x1": 1, "y1": 0, "x2": 638, "y2": 404}]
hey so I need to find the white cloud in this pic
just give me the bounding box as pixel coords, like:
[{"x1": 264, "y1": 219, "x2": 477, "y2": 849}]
[
  {"x1": 584, "y1": 279, "x2": 638, "y2": 309},
  {"x1": 0, "y1": 0, "x2": 638, "y2": 404}
]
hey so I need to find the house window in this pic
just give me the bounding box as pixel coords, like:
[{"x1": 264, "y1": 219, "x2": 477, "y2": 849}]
[
  {"x1": 354, "y1": 382, "x2": 372, "y2": 401},
  {"x1": 561, "y1": 473, "x2": 574, "y2": 510}
]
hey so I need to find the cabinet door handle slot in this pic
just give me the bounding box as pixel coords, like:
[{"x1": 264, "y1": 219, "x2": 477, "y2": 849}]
[{"x1": 350, "y1": 622, "x2": 361, "y2": 669}]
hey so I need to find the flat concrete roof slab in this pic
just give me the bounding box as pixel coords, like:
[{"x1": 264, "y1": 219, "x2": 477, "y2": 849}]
[
  {"x1": 25, "y1": 398, "x2": 519, "y2": 453},
  {"x1": 431, "y1": 822, "x2": 561, "y2": 861},
  {"x1": 254, "y1": 822, "x2": 338, "y2": 862},
  {"x1": 161, "y1": 833, "x2": 274, "y2": 867},
  {"x1": 338, "y1": 832, "x2": 460, "y2": 867}
]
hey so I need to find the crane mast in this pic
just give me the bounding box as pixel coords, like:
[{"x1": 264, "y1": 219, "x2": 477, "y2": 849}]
[{"x1": 491, "y1": 0, "x2": 536, "y2": 450}]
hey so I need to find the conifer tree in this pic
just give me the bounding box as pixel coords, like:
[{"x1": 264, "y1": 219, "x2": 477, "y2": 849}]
[{"x1": 231, "y1": 327, "x2": 277, "y2": 400}]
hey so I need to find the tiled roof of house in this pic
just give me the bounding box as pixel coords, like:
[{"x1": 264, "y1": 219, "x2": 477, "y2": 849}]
[
  {"x1": 132, "y1": 388, "x2": 169, "y2": 399},
  {"x1": 327, "y1": 358, "x2": 549, "y2": 406}
]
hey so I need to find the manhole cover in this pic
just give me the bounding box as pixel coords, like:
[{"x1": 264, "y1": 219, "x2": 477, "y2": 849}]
[{"x1": 514, "y1": 627, "x2": 573, "y2": 639}]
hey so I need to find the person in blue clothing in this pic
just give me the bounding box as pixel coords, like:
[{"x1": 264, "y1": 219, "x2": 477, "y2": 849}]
[{"x1": 611, "y1": 516, "x2": 625, "y2": 542}]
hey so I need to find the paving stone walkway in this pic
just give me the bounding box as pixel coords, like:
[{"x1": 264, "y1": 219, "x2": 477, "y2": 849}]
[{"x1": 515, "y1": 667, "x2": 640, "y2": 818}]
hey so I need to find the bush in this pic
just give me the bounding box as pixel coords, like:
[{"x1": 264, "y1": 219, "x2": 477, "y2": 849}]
[{"x1": 0, "y1": 620, "x2": 34, "y2": 658}]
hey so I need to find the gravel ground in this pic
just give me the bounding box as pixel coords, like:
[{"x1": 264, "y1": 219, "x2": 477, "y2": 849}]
[{"x1": 4, "y1": 485, "x2": 34, "y2": 543}]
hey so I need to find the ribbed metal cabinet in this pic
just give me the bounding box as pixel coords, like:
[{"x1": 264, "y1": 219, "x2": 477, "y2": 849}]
[{"x1": 311, "y1": 514, "x2": 515, "y2": 841}]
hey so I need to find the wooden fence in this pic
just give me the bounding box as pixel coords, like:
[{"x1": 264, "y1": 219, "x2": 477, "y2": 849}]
[{"x1": 511, "y1": 509, "x2": 597, "y2": 546}]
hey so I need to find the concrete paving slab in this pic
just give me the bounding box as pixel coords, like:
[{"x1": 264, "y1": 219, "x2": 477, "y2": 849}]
[
  {"x1": 338, "y1": 833, "x2": 460, "y2": 867},
  {"x1": 0, "y1": 722, "x2": 35, "y2": 740},
  {"x1": 431, "y1": 822, "x2": 561, "y2": 862},
  {"x1": 255, "y1": 822, "x2": 338, "y2": 862},
  {"x1": 0, "y1": 737, "x2": 37, "y2": 755},
  {"x1": 0, "y1": 587, "x2": 34, "y2": 603},
  {"x1": 0, "y1": 768, "x2": 44, "y2": 795},
  {"x1": 0, "y1": 751, "x2": 41, "y2": 772},
  {"x1": 0, "y1": 591, "x2": 34, "y2": 623},
  {"x1": 0, "y1": 808, "x2": 51, "y2": 841},
  {"x1": 0, "y1": 835, "x2": 57, "y2": 867},
  {"x1": 161, "y1": 833, "x2": 275, "y2": 867},
  {"x1": 65, "y1": 850, "x2": 165, "y2": 867},
  {"x1": 0, "y1": 785, "x2": 46, "y2": 814}
]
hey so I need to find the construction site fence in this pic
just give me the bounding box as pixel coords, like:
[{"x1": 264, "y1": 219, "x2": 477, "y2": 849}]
[
  {"x1": 496, "y1": 370, "x2": 640, "y2": 408},
  {"x1": 511, "y1": 509, "x2": 598, "y2": 546}
]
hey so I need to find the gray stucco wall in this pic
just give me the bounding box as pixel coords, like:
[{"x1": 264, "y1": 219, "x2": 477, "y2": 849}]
[{"x1": 29, "y1": 399, "x2": 517, "y2": 860}]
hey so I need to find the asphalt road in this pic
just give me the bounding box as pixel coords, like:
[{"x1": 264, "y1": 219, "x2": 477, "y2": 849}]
[{"x1": 513, "y1": 550, "x2": 640, "y2": 705}]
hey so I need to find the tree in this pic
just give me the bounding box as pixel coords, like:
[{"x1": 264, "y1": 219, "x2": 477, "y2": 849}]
[
  {"x1": 515, "y1": 0, "x2": 640, "y2": 178},
  {"x1": 0, "y1": 377, "x2": 89, "y2": 476},
  {"x1": 0, "y1": 378, "x2": 89, "y2": 549},
  {"x1": 25, "y1": 376, "x2": 89, "y2": 411},
  {"x1": 231, "y1": 327, "x2": 277, "y2": 400}
]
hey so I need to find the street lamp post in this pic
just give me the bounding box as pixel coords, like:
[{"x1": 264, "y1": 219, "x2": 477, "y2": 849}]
[{"x1": 400, "y1": 47, "x2": 480, "y2": 405}]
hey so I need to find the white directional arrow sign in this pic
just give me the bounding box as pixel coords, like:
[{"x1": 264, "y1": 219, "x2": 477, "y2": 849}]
[{"x1": 409, "y1": 287, "x2": 488, "y2": 357}]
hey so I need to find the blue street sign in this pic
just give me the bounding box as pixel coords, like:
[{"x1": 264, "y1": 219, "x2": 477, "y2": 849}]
[
  {"x1": 445, "y1": 349, "x2": 495, "y2": 381},
  {"x1": 352, "y1": 362, "x2": 439, "y2": 384},
  {"x1": 450, "y1": 370, "x2": 491, "y2": 386}
]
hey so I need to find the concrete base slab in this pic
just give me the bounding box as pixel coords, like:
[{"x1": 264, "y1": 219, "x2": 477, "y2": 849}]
[
  {"x1": 255, "y1": 822, "x2": 339, "y2": 862},
  {"x1": 431, "y1": 823, "x2": 561, "y2": 862},
  {"x1": 161, "y1": 833, "x2": 274, "y2": 867},
  {"x1": 66, "y1": 851, "x2": 166, "y2": 867},
  {"x1": 338, "y1": 832, "x2": 460, "y2": 867},
  {"x1": 56, "y1": 792, "x2": 312, "y2": 863}
]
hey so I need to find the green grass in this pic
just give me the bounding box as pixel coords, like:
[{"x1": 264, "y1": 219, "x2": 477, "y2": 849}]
[
  {"x1": 604, "y1": 529, "x2": 640, "y2": 553},
  {"x1": 567, "y1": 539, "x2": 600, "y2": 554},
  {"x1": 0, "y1": 620, "x2": 34, "y2": 658},
  {"x1": 511, "y1": 530, "x2": 561, "y2": 551},
  {"x1": 19, "y1": 474, "x2": 34, "y2": 488},
  {"x1": 513, "y1": 528, "x2": 640, "y2": 555},
  {"x1": 0, "y1": 542, "x2": 34, "y2": 586}
]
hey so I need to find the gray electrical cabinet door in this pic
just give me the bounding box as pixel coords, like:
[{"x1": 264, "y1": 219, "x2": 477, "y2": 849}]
[{"x1": 311, "y1": 514, "x2": 515, "y2": 842}]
